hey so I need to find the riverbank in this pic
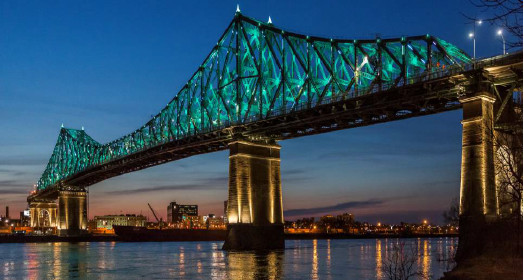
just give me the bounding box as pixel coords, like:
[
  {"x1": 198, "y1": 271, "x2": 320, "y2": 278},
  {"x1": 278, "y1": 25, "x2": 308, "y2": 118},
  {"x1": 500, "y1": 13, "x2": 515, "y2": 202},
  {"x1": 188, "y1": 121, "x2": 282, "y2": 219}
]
[
  {"x1": 0, "y1": 235, "x2": 119, "y2": 243},
  {"x1": 441, "y1": 256, "x2": 522, "y2": 280},
  {"x1": 0, "y1": 232, "x2": 457, "y2": 243},
  {"x1": 440, "y1": 217, "x2": 522, "y2": 280}
]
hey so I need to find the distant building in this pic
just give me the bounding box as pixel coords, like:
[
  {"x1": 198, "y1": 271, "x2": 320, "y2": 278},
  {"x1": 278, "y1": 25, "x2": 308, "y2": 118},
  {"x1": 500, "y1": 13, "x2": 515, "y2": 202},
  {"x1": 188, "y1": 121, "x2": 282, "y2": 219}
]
[
  {"x1": 87, "y1": 219, "x2": 97, "y2": 231},
  {"x1": 206, "y1": 214, "x2": 226, "y2": 229},
  {"x1": 336, "y1": 213, "x2": 355, "y2": 224},
  {"x1": 95, "y1": 214, "x2": 146, "y2": 230},
  {"x1": 320, "y1": 215, "x2": 335, "y2": 224},
  {"x1": 167, "y1": 202, "x2": 198, "y2": 223},
  {"x1": 19, "y1": 210, "x2": 30, "y2": 227}
]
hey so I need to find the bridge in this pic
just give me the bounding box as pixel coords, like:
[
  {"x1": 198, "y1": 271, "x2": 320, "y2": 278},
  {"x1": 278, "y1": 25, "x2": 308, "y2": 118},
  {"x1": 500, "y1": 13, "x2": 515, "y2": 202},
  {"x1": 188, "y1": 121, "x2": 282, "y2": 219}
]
[{"x1": 28, "y1": 11, "x2": 522, "y2": 249}]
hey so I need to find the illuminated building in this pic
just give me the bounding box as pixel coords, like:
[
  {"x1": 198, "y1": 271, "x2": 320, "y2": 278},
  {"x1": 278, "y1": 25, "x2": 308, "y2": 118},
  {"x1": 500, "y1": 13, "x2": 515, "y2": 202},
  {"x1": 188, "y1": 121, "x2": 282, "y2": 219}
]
[
  {"x1": 167, "y1": 202, "x2": 198, "y2": 223},
  {"x1": 95, "y1": 214, "x2": 146, "y2": 230}
]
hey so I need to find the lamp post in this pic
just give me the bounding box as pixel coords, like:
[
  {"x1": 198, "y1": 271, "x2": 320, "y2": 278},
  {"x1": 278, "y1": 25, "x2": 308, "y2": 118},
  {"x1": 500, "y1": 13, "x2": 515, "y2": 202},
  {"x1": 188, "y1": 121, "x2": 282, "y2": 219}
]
[
  {"x1": 469, "y1": 19, "x2": 482, "y2": 59},
  {"x1": 469, "y1": 32, "x2": 475, "y2": 59},
  {"x1": 497, "y1": 29, "x2": 506, "y2": 55}
]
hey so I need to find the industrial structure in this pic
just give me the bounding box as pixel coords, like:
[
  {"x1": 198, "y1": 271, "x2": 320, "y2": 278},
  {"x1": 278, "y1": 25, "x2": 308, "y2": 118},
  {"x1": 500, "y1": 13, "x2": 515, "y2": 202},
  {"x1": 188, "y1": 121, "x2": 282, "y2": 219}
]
[{"x1": 27, "y1": 11, "x2": 522, "y2": 249}]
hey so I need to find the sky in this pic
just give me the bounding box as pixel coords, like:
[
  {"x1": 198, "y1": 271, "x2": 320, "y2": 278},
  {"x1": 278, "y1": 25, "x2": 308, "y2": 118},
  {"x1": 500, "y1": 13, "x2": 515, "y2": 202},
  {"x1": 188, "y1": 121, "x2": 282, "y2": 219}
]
[{"x1": 0, "y1": 0, "x2": 518, "y2": 224}]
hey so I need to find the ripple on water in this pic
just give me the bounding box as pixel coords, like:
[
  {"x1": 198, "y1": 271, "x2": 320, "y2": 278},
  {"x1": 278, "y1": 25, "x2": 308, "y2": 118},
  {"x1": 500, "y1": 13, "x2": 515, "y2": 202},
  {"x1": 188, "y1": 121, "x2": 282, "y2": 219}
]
[{"x1": 0, "y1": 238, "x2": 457, "y2": 279}]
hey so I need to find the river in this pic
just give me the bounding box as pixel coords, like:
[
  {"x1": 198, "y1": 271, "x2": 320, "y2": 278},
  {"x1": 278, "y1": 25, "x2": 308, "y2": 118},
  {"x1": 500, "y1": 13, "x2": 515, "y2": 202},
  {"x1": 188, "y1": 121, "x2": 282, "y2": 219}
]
[{"x1": 0, "y1": 237, "x2": 456, "y2": 279}]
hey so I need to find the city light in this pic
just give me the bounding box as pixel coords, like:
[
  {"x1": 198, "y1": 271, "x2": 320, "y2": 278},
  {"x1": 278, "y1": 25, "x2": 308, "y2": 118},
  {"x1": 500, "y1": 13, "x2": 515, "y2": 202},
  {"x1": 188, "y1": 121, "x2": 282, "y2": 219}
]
[
  {"x1": 468, "y1": 32, "x2": 476, "y2": 59},
  {"x1": 469, "y1": 19, "x2": 482, "y2": 59},
  {"x1": 497, "y1": 29, "x2": 506, "y2": 55}
]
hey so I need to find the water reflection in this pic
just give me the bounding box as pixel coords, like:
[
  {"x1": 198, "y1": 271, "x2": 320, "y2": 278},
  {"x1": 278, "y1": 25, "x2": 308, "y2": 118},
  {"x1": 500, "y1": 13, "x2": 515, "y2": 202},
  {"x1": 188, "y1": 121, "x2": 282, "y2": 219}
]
[
  {"x1": 423, "y1": 239, "x2": 430, "y2": 278},
  {"x1": 375, "y1": 239, "x2": 383, "y2": 279},
  {"x1": 326, "y1": 239, "x2": 331, "y2": 270},
  {"x1": 312, "y1": 239, "x2": 318, "y2": 279},
  {"x1": 226, "y1": 251, "x2": 284, "y2": 280},
  {"x1": 0, "y1": 238, "x2": 456, "y2": 279}
]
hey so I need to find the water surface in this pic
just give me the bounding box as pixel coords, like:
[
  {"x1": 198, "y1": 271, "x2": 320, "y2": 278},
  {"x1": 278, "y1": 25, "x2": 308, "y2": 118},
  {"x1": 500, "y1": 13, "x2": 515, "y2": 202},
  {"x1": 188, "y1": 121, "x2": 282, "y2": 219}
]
[{"x1": 0, "y1": 238, "x2": 456, "y2": 279}]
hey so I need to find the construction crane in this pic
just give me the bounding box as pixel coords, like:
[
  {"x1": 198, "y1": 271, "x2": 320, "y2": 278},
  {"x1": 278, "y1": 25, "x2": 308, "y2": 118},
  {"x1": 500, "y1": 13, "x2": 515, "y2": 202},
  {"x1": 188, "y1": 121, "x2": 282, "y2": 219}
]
[{"x1": 147, "y1": 203, "x2": 161, "y2": 227}]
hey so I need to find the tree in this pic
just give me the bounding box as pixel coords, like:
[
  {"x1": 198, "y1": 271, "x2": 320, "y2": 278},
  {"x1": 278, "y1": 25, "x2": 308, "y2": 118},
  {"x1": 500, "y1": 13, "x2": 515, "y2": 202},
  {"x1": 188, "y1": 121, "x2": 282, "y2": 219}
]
[
  {"x1": 494, "y1": 129, "x2": 523, "y2": 217},
  {"x1": 443, "y1": 197, "x2": 460, "y2": 226},
  {"x1": 466, "y1": 0, "x2": 523, "y2": 48},
  {"x1": 382, "y1": 242, "x2": 430, "y2": 280}
]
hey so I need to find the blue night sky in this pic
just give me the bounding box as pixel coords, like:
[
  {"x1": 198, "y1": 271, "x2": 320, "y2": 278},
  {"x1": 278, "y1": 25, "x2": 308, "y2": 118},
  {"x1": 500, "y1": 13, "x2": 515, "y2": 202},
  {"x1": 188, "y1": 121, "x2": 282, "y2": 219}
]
[{"x1": 0, "y1": 1, "x2": 516, "y2": 224}]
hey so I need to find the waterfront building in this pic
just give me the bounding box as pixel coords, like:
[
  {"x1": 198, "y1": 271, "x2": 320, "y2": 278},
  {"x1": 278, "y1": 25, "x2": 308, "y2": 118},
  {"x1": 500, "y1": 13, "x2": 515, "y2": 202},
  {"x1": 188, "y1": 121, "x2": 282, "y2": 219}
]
[
  {"x1": 336, "y1": 213, "x2": 355, "y2": 224},
  {"x1": 206, "y1": 215, "x2": 226, "y2": 229},
  {"x1": 167, "y1": 202, "x2": 198, "y2": 223},
  {"x1": 95, "y1": 214, "x2": 146, "y2": 230}
]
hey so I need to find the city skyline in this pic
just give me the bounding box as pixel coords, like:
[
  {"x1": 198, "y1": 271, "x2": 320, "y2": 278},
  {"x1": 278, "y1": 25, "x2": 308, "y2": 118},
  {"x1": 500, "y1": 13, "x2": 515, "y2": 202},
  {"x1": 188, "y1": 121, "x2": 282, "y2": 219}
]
[{"x1": 1, "y1": 1, "x2": 516, "y2": 224}]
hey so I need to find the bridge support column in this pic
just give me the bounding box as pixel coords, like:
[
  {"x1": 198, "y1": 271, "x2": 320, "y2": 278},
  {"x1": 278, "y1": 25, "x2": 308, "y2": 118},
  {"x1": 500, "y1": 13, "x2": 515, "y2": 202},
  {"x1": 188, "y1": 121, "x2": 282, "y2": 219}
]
[
  {"x1": 223, "y1": 140, "x2": 284, "y2": 250},
  {"x1": 57, "y1": 187, "x2": 87, "y2": 236},
  {"x1": 458, "y1": 92, "x2": 498, "y2": 260},
  {"x1": 459, "y1": 93, "x2": 497, "y2": 218},
  {"x1": 28, "y1": 199, "x2": 57, "y2": 228}
]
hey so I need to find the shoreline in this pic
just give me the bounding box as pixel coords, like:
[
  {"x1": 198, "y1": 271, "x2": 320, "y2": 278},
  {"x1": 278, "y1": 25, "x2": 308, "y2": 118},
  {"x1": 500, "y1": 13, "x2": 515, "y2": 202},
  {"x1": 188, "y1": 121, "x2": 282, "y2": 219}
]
[{"x1": 0, "y1": 232, "x2": 458, "y2": 244}]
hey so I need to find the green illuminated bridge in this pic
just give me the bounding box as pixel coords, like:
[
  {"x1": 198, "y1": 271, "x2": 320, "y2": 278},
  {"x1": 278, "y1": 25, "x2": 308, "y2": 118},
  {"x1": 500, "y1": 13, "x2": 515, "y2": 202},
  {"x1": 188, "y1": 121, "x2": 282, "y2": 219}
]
[
  {"x1": 35, "y1": 13, "x2": 473, "y2": 192},
  {"x1": 29, "y1": 11, "x2": 522, "y2": 244}
]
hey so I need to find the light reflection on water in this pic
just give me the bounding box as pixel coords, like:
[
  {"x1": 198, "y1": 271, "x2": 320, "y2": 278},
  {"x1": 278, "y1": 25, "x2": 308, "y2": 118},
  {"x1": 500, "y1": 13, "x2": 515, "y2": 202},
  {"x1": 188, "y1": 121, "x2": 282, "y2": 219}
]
[{"x1": 0, "y1": 238, "x2": 456, "y2": 279}]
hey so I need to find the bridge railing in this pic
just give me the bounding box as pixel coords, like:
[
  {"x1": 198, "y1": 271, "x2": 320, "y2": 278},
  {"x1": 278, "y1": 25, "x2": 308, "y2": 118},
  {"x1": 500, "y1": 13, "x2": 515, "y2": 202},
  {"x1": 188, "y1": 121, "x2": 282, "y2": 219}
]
[{"x1": 473, "y1": 52, "x2": 523, "y2": 69}]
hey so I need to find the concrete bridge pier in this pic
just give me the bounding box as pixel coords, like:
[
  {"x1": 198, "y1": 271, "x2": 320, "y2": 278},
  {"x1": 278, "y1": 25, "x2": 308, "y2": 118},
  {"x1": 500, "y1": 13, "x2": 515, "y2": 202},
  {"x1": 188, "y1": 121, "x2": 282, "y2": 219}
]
[
  {"x1": 459, "y1": 92, "x2": 498, "y2": 219},
  {"x1": 223, "y1": 140, "x2": 284, "y2": 250},
  {"x1": 57, "y1": 187, "x2": 88, "y2": 236},
  {"x1": 458, "y1": 92, "x2": 498, "y2": 259},
  {"x1": 29, "y1": 199, "x2": 57, "y2": 228}
]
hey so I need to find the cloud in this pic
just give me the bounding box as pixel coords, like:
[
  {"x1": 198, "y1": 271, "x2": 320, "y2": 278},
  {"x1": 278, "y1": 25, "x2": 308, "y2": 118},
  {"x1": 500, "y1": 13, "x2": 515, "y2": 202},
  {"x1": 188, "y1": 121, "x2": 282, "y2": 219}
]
[
  {"x1": 316, "y1": 145, "x2": 456, "y2": 161},
  {"x1": 281, "y1": 168, "x2": 313, "y2": 183},
  {"x1": 104, "y1": 184, "x2": 208, "y2": 195},
  {"x1": 0, "y1": 157, "x2": 47, "y2": 166},
  {"x1": 199, "y1": 176, "x2": 228, "y2": 185},
  {"x1": 103, "y1": 176, "x2": 228, "y2": 195},
  {"x1": 0, "y1": 180, "x2": 31, "y2": 188},
  {"x1": 286, "y1": 168, "x2": 306, "y2": 175},
  {"x1": 0, "y1": 188, "x2": 29, "y2": 195},
  {"x1": 284, "y1": 199, "x2": 385, "y2": 217},
  {"x1": 0, "y1": 169, "x2": 26, "y2": 176}
]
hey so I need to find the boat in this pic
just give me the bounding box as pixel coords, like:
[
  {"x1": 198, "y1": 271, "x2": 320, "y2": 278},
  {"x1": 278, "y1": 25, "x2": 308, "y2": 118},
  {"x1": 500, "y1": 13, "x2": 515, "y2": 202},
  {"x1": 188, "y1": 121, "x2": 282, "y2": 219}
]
[{"x1": 113, "y1": 226, "x2": 226, "y2": 242}]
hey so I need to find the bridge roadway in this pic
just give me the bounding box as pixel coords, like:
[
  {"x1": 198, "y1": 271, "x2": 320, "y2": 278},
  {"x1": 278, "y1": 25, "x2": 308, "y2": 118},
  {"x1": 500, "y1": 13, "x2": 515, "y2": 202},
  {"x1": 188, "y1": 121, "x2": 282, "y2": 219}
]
[{"x1": 27, "y1": 12, "x2": 522, "y2": 248}]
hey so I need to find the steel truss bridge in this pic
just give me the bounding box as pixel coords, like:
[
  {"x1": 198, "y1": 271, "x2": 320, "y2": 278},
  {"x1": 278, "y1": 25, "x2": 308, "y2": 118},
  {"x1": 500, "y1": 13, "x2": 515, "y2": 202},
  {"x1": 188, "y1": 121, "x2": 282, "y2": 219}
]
[{"x1": 31, "y1": 12, "x2": 522, "y2": 198}]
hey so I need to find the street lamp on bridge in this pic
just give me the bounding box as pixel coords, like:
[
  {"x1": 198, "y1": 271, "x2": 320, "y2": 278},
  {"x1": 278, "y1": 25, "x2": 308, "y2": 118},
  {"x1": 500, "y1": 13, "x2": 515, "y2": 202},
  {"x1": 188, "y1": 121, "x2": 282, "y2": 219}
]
[
  {"x1": 497, "y1": 29, "x2": 506, "y2": 55},
  {"x1": 468, "y1": 19, "x2": 482, "y2": 59}
]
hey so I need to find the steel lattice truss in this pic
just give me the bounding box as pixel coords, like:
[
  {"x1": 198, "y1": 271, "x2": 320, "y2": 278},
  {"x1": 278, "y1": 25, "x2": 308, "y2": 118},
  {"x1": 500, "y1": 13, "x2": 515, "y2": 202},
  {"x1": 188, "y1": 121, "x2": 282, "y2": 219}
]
[{"x1": 36, "y1": 13, "x2": 471, "y2": 191}]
